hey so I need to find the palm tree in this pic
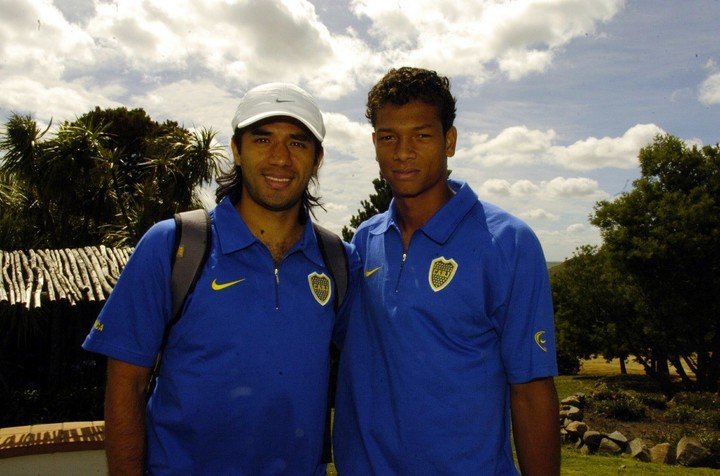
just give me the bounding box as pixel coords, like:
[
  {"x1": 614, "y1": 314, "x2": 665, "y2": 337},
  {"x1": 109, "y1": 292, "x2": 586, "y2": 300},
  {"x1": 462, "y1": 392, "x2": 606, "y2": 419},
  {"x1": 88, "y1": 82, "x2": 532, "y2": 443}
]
[{"x1": 0, "y1": 108, "x2": 226, "y2": 249}]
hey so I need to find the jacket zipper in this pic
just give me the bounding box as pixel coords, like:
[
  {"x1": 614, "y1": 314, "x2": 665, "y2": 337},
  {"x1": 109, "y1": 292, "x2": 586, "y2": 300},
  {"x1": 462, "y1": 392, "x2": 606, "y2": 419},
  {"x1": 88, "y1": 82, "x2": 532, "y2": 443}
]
[
  {"x1": 395, "y1": 252, "x2": 407, "y2": 293},
  {"x1": 274, "y1": 267, "x2": 280, "y2": 310}
]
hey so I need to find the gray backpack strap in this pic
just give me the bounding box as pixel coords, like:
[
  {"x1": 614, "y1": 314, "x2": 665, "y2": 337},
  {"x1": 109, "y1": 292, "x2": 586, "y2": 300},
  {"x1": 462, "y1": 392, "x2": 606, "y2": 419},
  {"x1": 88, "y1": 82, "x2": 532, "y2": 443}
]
[
  {"x1": 312, "y1": 223, "x2": 348, "y2": 464},
  {"x1": 313, "y1": 223, "x2": 348, "y2": 312},
  {"x1": 170, "y1": 209, "x2": 211, "y2": 320},
  {"x1": 147, "y1": 208, "x2": 210, "y2": 397}
]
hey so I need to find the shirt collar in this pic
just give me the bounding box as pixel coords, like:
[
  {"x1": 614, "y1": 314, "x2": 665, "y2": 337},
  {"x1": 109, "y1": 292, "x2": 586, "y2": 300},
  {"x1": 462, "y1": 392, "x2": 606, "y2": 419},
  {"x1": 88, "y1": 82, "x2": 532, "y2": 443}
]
[
  {"x1": 369, "y1": 179, "x2": 478, "y2": 245},
  {"x1": 214, "y1": 197, "x2": 324, "y2": 266}
]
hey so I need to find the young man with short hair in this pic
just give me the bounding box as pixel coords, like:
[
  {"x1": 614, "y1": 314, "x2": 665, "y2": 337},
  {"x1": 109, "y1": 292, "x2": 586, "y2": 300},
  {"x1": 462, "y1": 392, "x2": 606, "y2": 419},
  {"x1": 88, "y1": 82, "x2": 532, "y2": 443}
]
[
  {"x1": 84, "y1": 83, "x2": 359, "y2": 475},
  {"x1": 334, "y1": 67, "x2": 560, "y2": 475}
]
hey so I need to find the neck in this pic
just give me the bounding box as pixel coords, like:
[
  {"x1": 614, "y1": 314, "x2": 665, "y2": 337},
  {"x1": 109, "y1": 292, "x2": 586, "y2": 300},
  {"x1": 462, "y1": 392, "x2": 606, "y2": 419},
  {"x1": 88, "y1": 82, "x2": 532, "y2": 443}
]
[
  {"x1": 236, "y1": 197, "x2": 305, "y2": 263},
  {"x1": 394, "y1": 181, "x2": 454, "y2": 248}
]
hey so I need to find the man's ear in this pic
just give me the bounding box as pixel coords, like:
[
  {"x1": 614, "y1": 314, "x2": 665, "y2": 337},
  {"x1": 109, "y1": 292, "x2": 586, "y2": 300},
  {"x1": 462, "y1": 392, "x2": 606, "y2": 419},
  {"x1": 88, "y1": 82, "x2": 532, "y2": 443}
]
[
  {"x1": 445, "y1": 126, "x2": 457, "y2": 158},
  {"x1": 231, "y1": 138, "x2": 242, "y2": 166}
]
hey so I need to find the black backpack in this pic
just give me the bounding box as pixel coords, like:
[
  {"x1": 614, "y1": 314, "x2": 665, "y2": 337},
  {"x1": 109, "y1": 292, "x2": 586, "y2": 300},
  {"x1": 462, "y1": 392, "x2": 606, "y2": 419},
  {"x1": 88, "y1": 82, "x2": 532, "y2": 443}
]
[{"x1": 149, "y1": 209, "x2": 347, "y2": 463}]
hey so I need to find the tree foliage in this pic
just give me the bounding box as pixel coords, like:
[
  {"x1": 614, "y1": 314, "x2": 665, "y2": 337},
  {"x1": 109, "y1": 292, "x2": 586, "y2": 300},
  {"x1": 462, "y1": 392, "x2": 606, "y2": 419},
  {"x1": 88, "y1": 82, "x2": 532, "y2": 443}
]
[
  {"x1": 552, "y1": 246, "x2": 637, "y2": 375},
  {"x1": 0, "y1": 108, "x2": 225, "y2": 249},
  {"x1": 556, "y1": 134, "x2": 720, "y2": 392},
  {"x1": 341, "y1": 174, "x2": 392, "y2": 241}
]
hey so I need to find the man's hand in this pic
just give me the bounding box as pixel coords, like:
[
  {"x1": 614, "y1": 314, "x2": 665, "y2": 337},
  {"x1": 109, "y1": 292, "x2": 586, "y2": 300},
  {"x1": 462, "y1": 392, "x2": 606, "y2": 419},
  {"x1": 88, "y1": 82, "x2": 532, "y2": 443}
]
[
  {"x1": 510, "y1": 377, "x2": 560, "y2": 476},
  {"x1": 104, "y1": 358, "x2": 152, "y2": 476}
]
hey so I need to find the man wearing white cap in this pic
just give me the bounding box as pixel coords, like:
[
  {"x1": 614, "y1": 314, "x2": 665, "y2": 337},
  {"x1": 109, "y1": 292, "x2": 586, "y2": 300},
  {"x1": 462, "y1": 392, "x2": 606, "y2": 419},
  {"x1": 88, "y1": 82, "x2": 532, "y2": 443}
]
[{"x1": 83, "y1": 83, "x2": 360, "y2": 475}]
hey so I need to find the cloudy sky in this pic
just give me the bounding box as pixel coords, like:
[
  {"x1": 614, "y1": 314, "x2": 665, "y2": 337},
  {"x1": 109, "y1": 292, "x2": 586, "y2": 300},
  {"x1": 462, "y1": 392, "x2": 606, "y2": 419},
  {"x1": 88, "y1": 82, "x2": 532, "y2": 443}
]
[{"x1": 2, "y1": 0, "x2": 719, "y2": 260}]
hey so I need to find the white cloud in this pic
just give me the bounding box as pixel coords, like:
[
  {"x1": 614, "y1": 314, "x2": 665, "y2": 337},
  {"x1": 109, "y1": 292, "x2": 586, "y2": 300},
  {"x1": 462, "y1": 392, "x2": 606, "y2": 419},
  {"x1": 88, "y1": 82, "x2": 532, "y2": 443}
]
[
  {"x1": 457, "y1": 127, "x2": 556, "y2": 166},
  {"x1": 543, "y1": 177, "x2": 602, "y2": 197},
  {"x1": 0, "y1": 0, "x2": 95, "y2": 80},
  {"x1": 129, "y1": 80, "x2": 238, "y2": 136},
  {"x1": 322, "y1": 112, "x2": 374, "y2": 160},
  {"x1": 351, "y1": 0, "x2": 624, "y2": 81},
  {"x1": 480, "y1": 179, "x2": 512, "y2": 196},
  {"x1": 535, "y1": 224, "x2": 601, "y2": 261},
  {"x1": 548, "y1": 124, "x2": 664, "y2": 170},
  {"x1": 699, "y1": 61, "x2": 720, "y2": 106},
  {"x1": 314, "y1": 114, "x2": 379, "y2": 233},
  {"x1": 0, "y1": 76, "x2": 120, "y2": 123},
  {"x1": 457, "y1": 123, "x2": 661, "y2": 171},
  {"x1": 510, "y1": 180, "x2": 541, "y2": 196},
  {"x1": 519, "y1": 208, "x2": 559, "y2": 221}
]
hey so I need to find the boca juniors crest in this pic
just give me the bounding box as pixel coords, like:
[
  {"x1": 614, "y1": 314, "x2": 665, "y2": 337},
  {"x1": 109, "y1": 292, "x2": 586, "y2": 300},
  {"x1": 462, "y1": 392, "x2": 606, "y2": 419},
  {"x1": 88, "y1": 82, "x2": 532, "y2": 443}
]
[
  {"x1": 428, "y1": 257, "x2": 458, "y2": 292},
  {"x1": 308, "y1": 272, "x2": 332, "y2": 306}
]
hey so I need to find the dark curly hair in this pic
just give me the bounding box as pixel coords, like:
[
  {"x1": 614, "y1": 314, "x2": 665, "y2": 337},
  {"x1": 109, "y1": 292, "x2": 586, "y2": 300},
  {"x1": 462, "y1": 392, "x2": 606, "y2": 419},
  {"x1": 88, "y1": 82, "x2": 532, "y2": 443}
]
[
  {"x1": 215, "y1": 126, "x2": 324, "y2": 216},
  {"x1": 366, "y1": 67, "x2": 457, "y2": 133}
]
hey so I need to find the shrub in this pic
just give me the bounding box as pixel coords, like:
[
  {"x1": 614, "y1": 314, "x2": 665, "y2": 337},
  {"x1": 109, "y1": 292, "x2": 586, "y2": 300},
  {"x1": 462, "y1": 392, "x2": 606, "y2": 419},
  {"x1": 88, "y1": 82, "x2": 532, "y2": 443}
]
[
  {"x1": 592, "y1": 395, "x2": 646, "y2": 421},
  {"x1": 664, "y1": 403, "x2": 700, "y2": 423},
  {"x1": 670, "y1": 392, "x2": 719, "y2": 411},
  {"x1": 587, "y1": 383, "x2": 646, "y2": 421},
  {"x1": 665, "y1": 392, "x2": 720, "y2": 429},
  {"x1": 637, "y1": 392, "x2": 667, "y2": 410}
]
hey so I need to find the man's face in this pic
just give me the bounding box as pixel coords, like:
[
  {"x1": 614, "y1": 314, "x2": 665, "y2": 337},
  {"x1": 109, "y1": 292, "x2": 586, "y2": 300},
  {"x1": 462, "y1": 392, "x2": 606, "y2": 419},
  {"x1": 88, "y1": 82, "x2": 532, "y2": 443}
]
[
  {"x1": 372, "y1": 100, "x2": 456, "y2": 200},
  {"x1": 232, "y1": 118, "x2": 320, "y2": 213}
]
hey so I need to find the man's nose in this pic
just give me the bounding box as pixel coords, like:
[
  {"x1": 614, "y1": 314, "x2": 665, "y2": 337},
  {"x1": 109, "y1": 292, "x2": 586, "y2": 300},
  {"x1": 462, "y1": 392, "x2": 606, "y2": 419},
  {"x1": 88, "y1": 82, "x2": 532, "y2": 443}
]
[
  {"x1": 269, "y1": 141, "x2": 292, "y2": 165},
  {"x1": 394, "y1": 136, "x2": 415, "y2": 161}
]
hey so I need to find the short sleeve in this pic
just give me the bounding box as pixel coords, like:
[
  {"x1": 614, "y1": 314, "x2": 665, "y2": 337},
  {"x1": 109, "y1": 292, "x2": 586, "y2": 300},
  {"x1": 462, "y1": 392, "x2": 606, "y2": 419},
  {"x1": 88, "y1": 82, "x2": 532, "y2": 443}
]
[
  {"x1": 499, "y1": 226, "x2": 558, "y2": 384},
  {"x1": 81, "y1": 219, "x2": 176, "y2": 367}
]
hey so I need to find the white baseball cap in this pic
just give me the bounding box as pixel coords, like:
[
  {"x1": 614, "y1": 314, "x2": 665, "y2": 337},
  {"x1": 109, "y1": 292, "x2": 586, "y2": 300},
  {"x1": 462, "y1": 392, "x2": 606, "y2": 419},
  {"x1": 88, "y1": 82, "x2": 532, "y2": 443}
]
[{"x1": 231, "y1": 82, "x2": 325, "y2": 142}]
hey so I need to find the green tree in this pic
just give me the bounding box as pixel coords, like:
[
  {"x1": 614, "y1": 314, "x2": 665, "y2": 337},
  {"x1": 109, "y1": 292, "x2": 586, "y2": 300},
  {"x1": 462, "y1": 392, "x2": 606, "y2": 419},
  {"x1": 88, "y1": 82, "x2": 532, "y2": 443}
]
[
  {"x1": 0, "y1": 108, "x2": 225, "y2": 249},
  {"x1": 341, "y1": 174, "x2": 392, "y2": 241},
  {"x1": 591, "y1": 134, "x2": 720, "y2": 391},
  {"x1": 551, "y1": 245, "x2": 637, "y2": 375}
]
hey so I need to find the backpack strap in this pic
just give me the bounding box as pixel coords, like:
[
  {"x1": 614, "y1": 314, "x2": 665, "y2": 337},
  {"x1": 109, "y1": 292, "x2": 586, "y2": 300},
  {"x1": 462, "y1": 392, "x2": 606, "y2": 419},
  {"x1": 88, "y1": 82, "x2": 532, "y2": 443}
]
[
  {"x1": 170, "y1": 209, "x2": 212, "y2": 321},
  {"x1": 146, "y1": 209, "x2": 211, "y2": 397},
  {"x1": 312, "y1": 223, "x2": 349, "y2": 464},
  {"x1": 313, "y1": 223, "x2": 348, "y2": 312}
]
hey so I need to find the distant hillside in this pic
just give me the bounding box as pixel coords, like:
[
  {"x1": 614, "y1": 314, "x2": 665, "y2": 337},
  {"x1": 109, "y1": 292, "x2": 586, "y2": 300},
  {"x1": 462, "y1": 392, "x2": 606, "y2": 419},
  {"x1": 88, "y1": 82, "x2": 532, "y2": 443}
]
[{"x1": 546, "y1": 261, "x2": 562, "y2": 269}]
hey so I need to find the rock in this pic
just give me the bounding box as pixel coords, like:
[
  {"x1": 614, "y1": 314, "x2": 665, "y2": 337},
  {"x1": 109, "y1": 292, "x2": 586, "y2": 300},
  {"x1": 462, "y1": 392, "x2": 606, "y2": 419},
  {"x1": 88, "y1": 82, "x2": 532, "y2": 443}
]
[
  {"x1": 560, "y1": 395, "x2": 582, "y2": 407},
  {"x1": 598, "y1": 437, "x2": 623, "y2": 454},
  {"x1": 583, "y1": 430, "x2": 604, "y2": 450},
  {"x1": 607, "y1": 430, "x2": 628, "y2": 450},
  {"x1": 650, "y1": 443, "x2": 675, "y2": 465},
  {"x1": 676, "y1": 436, "x2": 711, "y2": 467},
  {"x1": 559, "y1": 405, "x2": 583, "y2": 421},
  {"x1": 565, "y1": 421, "x2": 588, "y2": 439},
  {"x1": 629, "y1": 438, "x2": 650, "y2": 462}
]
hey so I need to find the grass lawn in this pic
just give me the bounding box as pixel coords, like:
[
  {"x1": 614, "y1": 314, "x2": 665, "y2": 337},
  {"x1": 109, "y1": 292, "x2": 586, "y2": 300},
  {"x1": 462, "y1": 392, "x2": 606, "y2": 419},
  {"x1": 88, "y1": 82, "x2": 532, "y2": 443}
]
[{"x1": 561, "y1": 446, "x2": 720, "y2": 475}]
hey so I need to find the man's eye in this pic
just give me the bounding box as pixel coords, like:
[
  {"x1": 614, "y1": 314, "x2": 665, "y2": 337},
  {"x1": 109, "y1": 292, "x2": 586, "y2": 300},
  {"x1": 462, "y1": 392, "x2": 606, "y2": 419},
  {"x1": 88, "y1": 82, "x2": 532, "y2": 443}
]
[
  {"x1": 254, "y1": 137, "x2": 269, "y2": 143},
  {"x1": 290, "y1": 141, "x2": 308, "y2": 148},
  {"x1": 379, "y1": 135, "x2": 394, "y2": 141}
]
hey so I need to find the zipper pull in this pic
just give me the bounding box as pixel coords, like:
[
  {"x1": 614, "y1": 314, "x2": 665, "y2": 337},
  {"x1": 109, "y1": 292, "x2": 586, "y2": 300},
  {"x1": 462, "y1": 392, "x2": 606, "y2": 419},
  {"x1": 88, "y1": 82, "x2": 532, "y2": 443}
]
[{"x1": 274, "y1": 267, "x2": 280, "y2": 285}]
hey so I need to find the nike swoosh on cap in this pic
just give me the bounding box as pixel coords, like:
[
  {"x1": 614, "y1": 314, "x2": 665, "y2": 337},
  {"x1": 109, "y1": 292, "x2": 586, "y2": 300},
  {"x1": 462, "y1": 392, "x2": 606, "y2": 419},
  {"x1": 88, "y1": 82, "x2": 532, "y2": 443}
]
[{"x1": 211, "y1": 278, "x2": 246, "y2": 291}]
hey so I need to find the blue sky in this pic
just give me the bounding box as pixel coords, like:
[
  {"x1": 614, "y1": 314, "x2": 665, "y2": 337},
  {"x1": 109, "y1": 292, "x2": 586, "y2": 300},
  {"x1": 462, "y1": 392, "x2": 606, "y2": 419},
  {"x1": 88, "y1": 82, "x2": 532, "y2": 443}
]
[{"x1": 1, "y1": 0, "x2": 719, "y2": 260}]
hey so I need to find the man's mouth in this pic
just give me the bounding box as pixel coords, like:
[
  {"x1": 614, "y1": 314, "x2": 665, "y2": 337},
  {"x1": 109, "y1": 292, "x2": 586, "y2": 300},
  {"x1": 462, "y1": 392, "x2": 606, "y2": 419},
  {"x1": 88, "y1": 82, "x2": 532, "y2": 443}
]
[{"x1": 264, "y1": 174, "x2": 292, "y2": 189}]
